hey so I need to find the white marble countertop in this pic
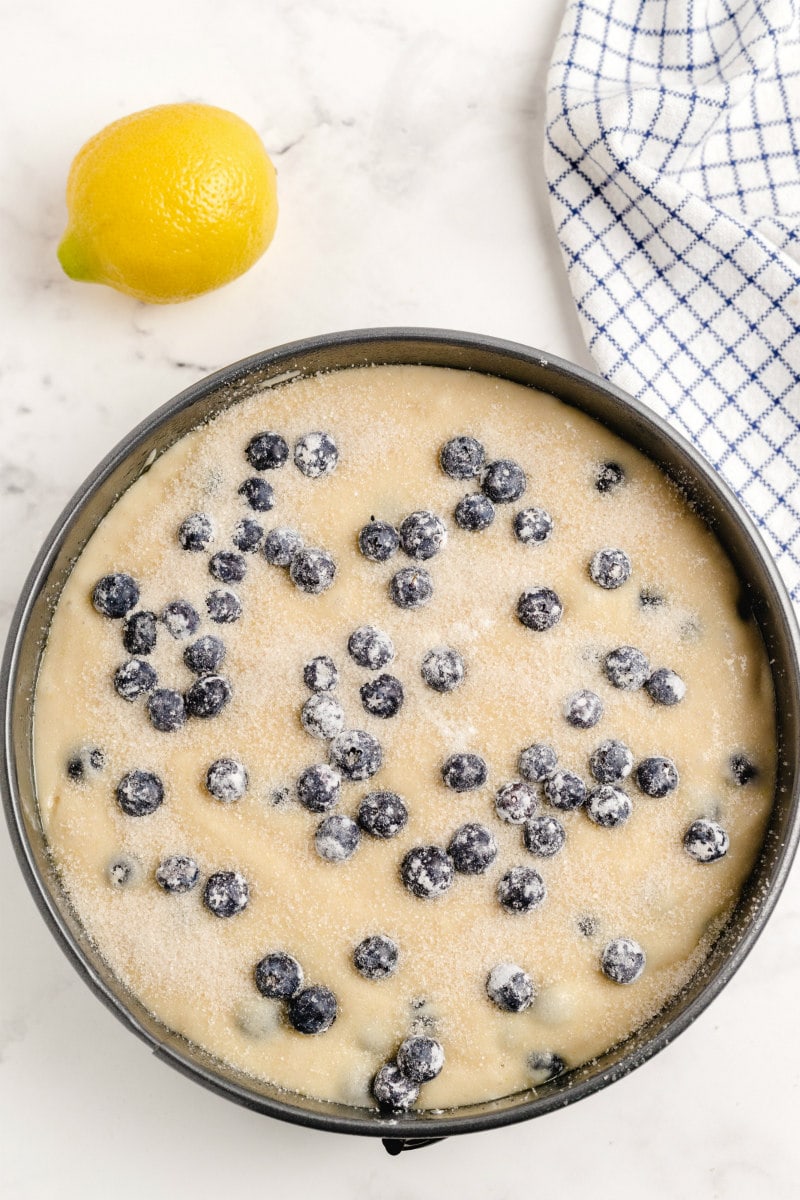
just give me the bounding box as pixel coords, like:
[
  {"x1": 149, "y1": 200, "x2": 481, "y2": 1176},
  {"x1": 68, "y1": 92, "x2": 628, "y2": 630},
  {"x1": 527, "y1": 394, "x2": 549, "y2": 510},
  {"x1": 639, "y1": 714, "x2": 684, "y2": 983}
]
[{"x1": 1, "y1": 1, "x2": 798, "y2": 1196}]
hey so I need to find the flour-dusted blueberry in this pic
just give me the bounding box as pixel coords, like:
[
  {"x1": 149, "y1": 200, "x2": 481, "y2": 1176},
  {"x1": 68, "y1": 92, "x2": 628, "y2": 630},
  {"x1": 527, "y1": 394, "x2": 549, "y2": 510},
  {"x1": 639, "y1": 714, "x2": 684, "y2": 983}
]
[
  {"x1": 206, "y1": 588, "x2": 242, "y2": 623},
  {"x1": 482, "y1": 459, "x2": 526, "y2": 503},
  {"x1": 589, "y1": 548, "x2": 632, "y2": 589},
  {"x1": 184, "y1": 635, "x2": 226, "y2": 675},
  {"x1": 514, "y1": 507, "x2": 553, "y2": 545},
  {"x1": 497, "y1": 866, "x2": 546, "y2": 914},
  {"x1": 486, "y1": 963, "x2": 535, "y2": 1013},
  {"x1": 595, "y1": 461, "x2": 625, "y2": 494},
  {"x1": 730, "y1": 753, "x2": 758, "y2": 785},
  {"x1": 178, "y1": 512, "x2": 215, "y2": 552},
  {"x1": 347, "y1": 624, "x2": 394, "y2": 670},
  {"x1": 303, "y1": 655, "x2": 339, "y2": 693},
  {"x1": 577, "y1": 915, "x2": 598, "y2": 937},
  {"x1": 294, "y1": 431, "x2": 339, "y2": 478},
  {"x1": 399, "y1": 510, "x2": 447, "y2": 560},
  {"x1": 209, "y1": 551, "x2": 247, "y2": 585},
  {"x1": 114, "y1": 658, "x2": 157, "y2": 702},
  {"x1": 205, "y1": 757, "x2": 248, "y2": 802},
  {"x1": 447, "y1": 823, "x2": 498, "y2": 874},
  {"x1": 357, "y1": 790, "x2": 408, "y2": 838},
  {"x1": 67, "y1": 746, "x2": 106, "y2": 782},
  {"x1": 518, "y1": 742, "x2": 558, "y2": 783},
  {"x1": 116, "y1": 769, "x2": 164, "y2": 816},
  {"x1": 646, "y1": 667, "x2": 687, "y2": 706},
  {"x1": 92, "y1": 573, "x2": 140, "y2": 619},
  {"x1": 684, "y1": 818, "x2": 730, "y2": 862},
  {"x1": 440, "y1": 435, "x2": 485, "y2": 479},
  {"x1": 528, "y1": 1050, "x2": 567, "y2": 1082},
  {"x1": 297, "y1": 763, "x2": 342, "y2": 812},
  {"x1": 590, "y1": 739, "x2": 634, "y2": 783},
  {"x1": 160, "y1": 599, "x2": 200, "y2": 640},
  {"x1": 564, "y1": 690, "x2": 604, "y2": 729},
  {"x1": 123, "y1": 610, "x2": 157, "y2": 656},
  {"x1": 315, "y1": 814, "x2": 361, "y2": 862},
  {"x1": 232, "y1": 518, "x2": 264, "y2": 553},
  {"x1": 601, "y1": 937, "x2": 646, "y2": 984},
  {"x1": 147, "y1": 688, "x2": 186, "y2": 732},
  {"x1": 389, "y1": 566, "x2": 434, "y2": 609},
  {"x1": 107, "y1": 854, "x2": 140, "y2": 888},
  {"x1": 636, "y1": 756, "x2": 679, "y2": 797},
  {"x1": 301, "y1": 693, "x2": 346, "y2": 739},
  {"x1": 185, "y1": 674, "x2": 232, "y2": 718},
  {"x1": 353, "y1": 934, "x2": 399, "y2": 979},
  {"x1": 246, "y1": 430, "x2": 289, "y2": 471},
  {"x1": 288, "y1": 985, "x2": 338, "y2": 1034},
  {"x1": 290, "y1": 547, "x2": 336, "y2": 594},
  {"x1": 358, "y1": 519, "x2": 399, "y2": 562},
  {"x1": 586, "y1": 785, "x2": 632, "y2": 828},
  {"x1": 204, "y1": 870, "x2": 249, "y2": 918},
  {"x1": 329, "y1": 729, "x2": 383, "y2": 780},
  {"x1": 372, "y1": 1062, "x2": 419, "y2": 1110},
  {"x1": 401, "y1": 846, "x2": 454, "y2": 898},
  {"x1": 155, "y1": 854, "x2": 200, "y2": 894},
  {"x1": 495, "y1": 780, "x2": 538, "y2": 824},
  {"x1": 360, "y1": 674, "x2": 404, "y2": 719},
  {"x1": 454, "y1": 493, "x2": 495, "y2": 531},
  {"x1": 442, "y1": 752, "x2": 487, "y2": 792},
  {"x1": 238, "y1": 477, "x2": 275, "y2": 512},
  {"x1": 543, "y1": 770, "x2": 587, "y2": 810},
  {"x1": 397, "y1": 1035, "x2": 445, "y2": 1083},
  {"x1": 264, "y1": 527, "x2": 304, "y2": 567},
  {"x1": 604, "y1": 645, "x2": 650, "y2": 690},
  {"x1": 255, "y1": 951, "x2": 304, "y2": 1000},
  {"x1": 421, "y1": 646, "x2": 465, "y2": 693},
  {"x1": 524, "y1": 814, "x2": 566, "y2": 857},
  {"x1": 517, "y1": 587, "x2": 563, "y2": 631}
]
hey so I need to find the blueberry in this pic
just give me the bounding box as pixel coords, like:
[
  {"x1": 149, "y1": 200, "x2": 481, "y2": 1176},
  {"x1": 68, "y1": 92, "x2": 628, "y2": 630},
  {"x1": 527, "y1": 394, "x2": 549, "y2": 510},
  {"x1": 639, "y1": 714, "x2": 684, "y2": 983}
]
[
  {"x1": 390, "y1": 566, "x2": 434, "y2": 609},
  {"x1": 600, "y1": 937, "x2": 645, "y2": 984},
  {"x1": 646, "y1": 667, "x2": 686, "y2": 706},
  {"x1": 421, "y1": 646, "x2": 465, "y2": 693},
  {"x1": 440, "y1": 435, "x2": 485, "y2": 479},
  {"x1": 246, "y1": 431, "x2": 289, "y2": 471},
  {"x1": 114, "y1": 658, "x2": 157, "y2": 702},
  {"x1": 454, "y1": 493, "x2": 495, "y2": 531},
  {"x1": 238, "y1": 477, "x2": 275, "y2": 512},
  {"x1": 447, "y1": 823, "x2": 497, "y2": 874},
  {"x1": 640, "y1": 588, "x2": 666, "y2": 608},
  {"x1": 357, "y1": 790, "x2": 408, "y2": 838},
  {"x1": 636, "y1": 756, "x2": 679, "y2": 797},
  {"x1": 155, "y1": 854, "x2": 199, "y2": 893},
  {"x1": 206, "y1": 588, "x2": 242, "y2": 623},
  {"x1": 401, "y1": 846, "x2": 454, "y2": 898},
  {"x1": 203, "y1": 870, "x2": 249, "y2": 918},
  {"x1": 518, "y1": 743, "x2": 558, "y2": 783},
  {"x1": 294, "y1": 431, "x2": 338, "y2": 478},
  {"x1": 486, "y1": 963, "x2": 535, "y2": 1012},
  {"x1": 399, "y1": 510, "x2": 447, "y2": 560},
  {"x1": 577, "y1": 915, "x2": 598, "y2": 937},
  {"x1": 160, "y1": 599, "x2": 200, "y2": 640},
  {"x1": 589, "y1": 548, "x2": 631, "y2": 589},
  {"x1": 92, "y1": 573, "x2": 139, "y2": 619},
  {"x1": 683, "y1": 818, "x2": 730, "y2": 862},
  {"x1": 595, "y1": 462, "x2": 625, "y2": 493},
  {"x1": 297, "y1": 763, "x2": 342, "y2": 812},
  {"x1": 185, "y1": 674, "x2": 232, "y2": 718},
  {"x1": 528, "y1": 1051, "x2": 567, "y2": 1082},
  {"x1": 67, "y1": 746, "x2": 106, "y2": 782},
  {"x1": 494, "y1": 780, "x2": 538, "y2": 824},
  {"x1": 329, "y1": 729, "x2": 382, "y2": 780},
  {"x1": 441, "y1": 752, "x2": 488, "y2": 792},
  {"x1": 517, "y1": 587, "x2": 563, "y2": 631},
  {"x1": 481, "y1": 459, "x2": 526, "y2": 503},
  {"x1": 205, "y1": 757, "x2": 248, "y2": 802},
  {"x1": 358, "y1": 519, "x2": 399, "y2": 562},
  {"x1": 116, "y1": 770, "x2": 164, "y2": 816},
  {"x1": 353, "y1": 934, "x2": 398, "y2": 979},
  {"x1": 303, "y1": 655, "x2": 339, "y2": 693},
  {"x1": 564, "y1": 690, "x2": 603, "y2": 729},
  {"x1": 524, "y1": 814, "x2": 566, "y2": 857},
  {"x1": 255, "y1": 951, "x2": 304, "y2": 999},
  {"x1": 178, "y1": 513, "x2": 214, "y2": 552},
  {"x1": 730, "y1": 753, "x2": 758, "y2": 785},
  {"x1": 589, "y1": 739, "x2": 634, "y2": 783},
  {"x1": 184, "y1": 635, "x2": 226, "y2": 675},
  {"x1": 123, "y1": 610, "x2": 157, "y2": 656},
  {"x1": 107, "y1": 854, "x2": 139, "y2": 887},
  {"x1": 290, "y1": 547, "x2": 336, "y2": 594},
  {"x1": 347, "y1": 625, "x2": 394, "y2": 670},
  {"x1": 397, "y1": 1035, "x2": 445, "y2": 1083},
  {"x1": 301, "y1": 694, "x2": 346, "y2": 739},
  {"x1": 514, "y1": 507, "x2": 553, "y2": 545},
  {"x1": 288, "y1": 985, "x2": 338, "y2": 1034},
  {"x1": 315, "y1": 814, "x2": 361, "y2": 862},
  {"x1": 264, "y1": 527, "x2": 304, "y2": 567},
  {"x1": 372, "y1": 1062, "x2": 419, "y2": 1110},
  {"x1": 543, "y1": 770, "x2": 587, "y2": 810},
  {"x1": 497, "y1": 866, "x2": 546, "y2": 913},
  {"x1": 209, "y1": 551, "x2": 247, "y2": 585},
  {"x1": 232, "y1": 518, "x2": 264, "y2": 553},
  {"x1": 586, "y1": 785, "x2": 632, "y2": 828},
  {"x1": 604, "y1": 645, "x2": 650, "y2": 690},
  {"x1": 360, "y1": 674, "x2": 404, "y2": 719},
  {"x1": 148, "y1": 688, "x2": 186, "y2": 732},
  {"x1": 88, "y1": 747, "x2": 106, "y2": 771}
]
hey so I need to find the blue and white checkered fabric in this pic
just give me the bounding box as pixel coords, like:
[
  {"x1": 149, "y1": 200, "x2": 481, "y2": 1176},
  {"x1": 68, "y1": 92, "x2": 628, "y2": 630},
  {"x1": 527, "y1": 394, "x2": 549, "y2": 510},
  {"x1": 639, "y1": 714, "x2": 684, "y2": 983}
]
[{"x1": 545, "y1": 0, "x2": 800, "y2": 603}]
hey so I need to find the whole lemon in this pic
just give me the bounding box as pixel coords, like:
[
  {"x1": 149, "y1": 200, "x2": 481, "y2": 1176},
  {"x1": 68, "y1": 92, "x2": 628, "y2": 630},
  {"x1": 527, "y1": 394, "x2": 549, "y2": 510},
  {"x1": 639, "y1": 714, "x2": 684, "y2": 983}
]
[{"x1": 58, "y1": 103, "x2": 278, "y2": 304}]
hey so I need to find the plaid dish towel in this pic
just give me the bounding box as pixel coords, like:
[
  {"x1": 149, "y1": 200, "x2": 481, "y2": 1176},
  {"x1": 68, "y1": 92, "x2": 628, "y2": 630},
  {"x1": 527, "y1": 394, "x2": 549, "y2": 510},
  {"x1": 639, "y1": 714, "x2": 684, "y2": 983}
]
[{"x1": 545, "y1": 0, "x2": 800, "y2": 603}]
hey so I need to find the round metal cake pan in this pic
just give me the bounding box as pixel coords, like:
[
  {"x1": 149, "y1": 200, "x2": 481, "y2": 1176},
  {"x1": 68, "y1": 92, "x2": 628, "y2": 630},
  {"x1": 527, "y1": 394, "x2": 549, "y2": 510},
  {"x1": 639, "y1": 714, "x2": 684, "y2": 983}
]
[{"x1": 3, "y1": 328, "x2": 800, "y2": 1152}]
